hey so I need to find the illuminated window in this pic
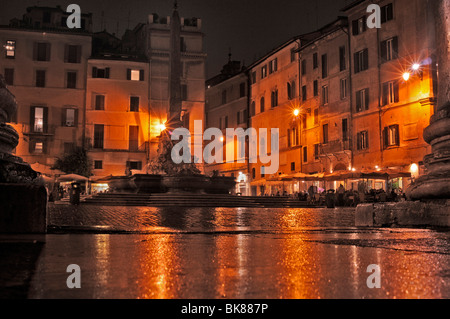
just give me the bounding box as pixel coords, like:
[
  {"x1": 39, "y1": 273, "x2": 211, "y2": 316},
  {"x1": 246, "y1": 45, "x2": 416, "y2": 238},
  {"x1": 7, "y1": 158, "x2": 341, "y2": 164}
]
[
  {"x1": 34, "y1": 142, "x2": 44, "y2": 153},
  {"x1": 64, "y1": 108, "x2": 77, "y2": 127},
  {"x1": 127, "y1": 69, "x2": 144, "y2": 81},
  {"x1": 261, "y1": 65, "x2": 267, "y2": 79},
  {"x1": 356, "y1": 88, "x2": 369, "y2": 112},
  {"x1": 29, "y1": 140, "x2": 45, "y2": 154},
  {"x1": 382, "y1": 81, "x2": 399, "y2": 105},
  {"x1": 5, "y1": 40, "x2": 15, "y2": 58},
  {"x1": 31, "y1": 106, "x2": 46, "y2": 133}
]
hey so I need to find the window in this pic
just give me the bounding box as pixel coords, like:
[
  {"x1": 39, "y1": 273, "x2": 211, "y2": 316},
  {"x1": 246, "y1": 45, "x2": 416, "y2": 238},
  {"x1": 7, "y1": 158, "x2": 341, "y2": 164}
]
[
  {"x1": 291, "y1": 162, "x2": 296, "y2": 171},
  {"x1": 302, "y1": 85, "x2": 307, "y2": 101},
  {"x1": 66, "y1": 71, "x2": 77, "y2": 89},
  {"x1": 33, "y1": 42, "x2": 51, "y2": 61},
  {"x1": 271, "y1": 89, "x2": 278, "y2": 107},
  {"x1": 291, "y1": 49, "x2": 296, "y2": 63},
  {"x1": 342, "y1": 118, "x2": 348, "y2": 142},
  {"x1": 340, "y1": 78, "x2": 348, "y2": 99},
  {"x1": 302, "y1": 114, "x2": 307, "y2": 129},
  {"x1": 127, "y1": 69, "x2": 144, "y2": 81},
  {"x1": 322, "y1": 85, "x2": 329, "y2": 105},
  {"x1": 221, "y1": 90, "x2": 227, "y2": 104},
  {"x1": 35, "y1": 70, "x2": 46, "y2": 87},
  {"x1": 314, "y1": 144, "x2": 320, "y2": 160},
  {"x1": 288, "y1": 127, "x2": 299, "y2": 147},
  {"x1": 381, "y1": 3, "x2": 394, "y2": 23},
  {"x1": 323, "y1": 124, "x2": 329, "y2": 144},
  {"x1": 261, "y1": 65, "x2": 267, "y2": 79},
  {"x1": 95, "y1": 95, "x2": 105, "y2": 110},
  {"x1": 129, "y1": 96, "x2": 140, "y2": 112},
  {"x1": 251, "y1": 101, "x2": 256, "y2": 116},
  {"x1": 260, "y1": 97, "x2": 265, "y2": 113},
  {"x1": 354, "y1": 49, "x2": 369, "y2": 73},
  {"x1": 236, "y1": 111, "x2": 241, "y2": 125},
  {"x1": 301, "y1": 59, "x2": 307, "y2": 75},
  {"x1": 43, "y1": 11, "x2": 51, "y2": 23},
  {"x1": 383, "y1": 124, "x2": 400, "y2": 148},
  {"x1": 313, "y1": 53, "x2": 318, "y2": 69},
  {"x1": 269, "y1": 58, "x2": 278, "y2": 74},
  {"x1": 251, "y1": 71, "x2": 256, "y2": 84},
  {"x1": 94, "y1": 160, "x2": 103, "y2": 169},
  {"x1": 382, "y1": 81, "x2": 399, "y2": 106},
  {"x1": 94, "y1": 124, "x2": 104, "y2": 149},
  {"x1": 4, "y1": 68, "x2": 14, "y2": 85},
  {"x1": 381, "y1": 37, "x2": 398, "y2": 62},
  {"x1": 339, "y1": 46, "x2": 346, "y2": 71},
  {"x1": 127, "y1": 161, "x2": 142, "y2": 170},
  {"x1": 63, "y1": 108, "x2": 77, "y2": 127},
  {"x1": 252, "y1": 167, "x2": 256, "y2": 179},
  {"x1": 356, "y1": 88, "x2": 369, "y2": 112},
  {"x1": 92, "y1": 67, "x2": 110, "y2": 79},
  {"x1": 30, "y1": 140, "x2": 45, "y2": 154},
  {"x1": 129, "y1": 126, "x2": 139, "y2": 151},
  {"x1": 303, "y1": 146, "x2": 308, "y2": 163},
  {"x1": 314, "y1": 109, "x2": 319, "y2": 125},
  {"x1": 240, "y1": 83, "x2": 246, "y2": 98},
  {"x1": 5, "y1": 40, "x2": 15, "y2": 58},
  {"x1": 357, "y1": 131, "x2": 369, "y2": 150},
  {"x1": 313, "y1": 80, "x2": 318, "y2": 97},
  {"x1": 321, "y1": 54, "x2": 328, "y2": 78},
  {"x1": 30, "y1": 106, "x2": 48, "y2": 133},
  {"x1": 287, "y1": 81, "x2": 295, "y2": 100},
  {"x1": 65, "y1": 45, "x2": 81, "y2": 63},
  {"x1": 352, "y1": 17, "x2": 367, "y2": 36},
  {"x1": 220, "y1": 116, "x2": 228, "y2": 130}
]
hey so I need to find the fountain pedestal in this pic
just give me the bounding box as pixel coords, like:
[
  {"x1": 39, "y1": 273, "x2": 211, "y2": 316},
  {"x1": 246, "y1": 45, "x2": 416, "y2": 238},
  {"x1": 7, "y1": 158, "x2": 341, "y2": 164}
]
[{"x1": 0, "y1": 76, "x2": 47, "y2": 233}]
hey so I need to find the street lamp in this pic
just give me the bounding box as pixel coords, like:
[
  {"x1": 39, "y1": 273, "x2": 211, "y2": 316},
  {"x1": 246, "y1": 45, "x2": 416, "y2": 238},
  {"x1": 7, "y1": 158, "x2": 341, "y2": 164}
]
[
  {"x1": 402, "y1": 72, "x2": 411, "y2": 81},
  {"x1": 293, "y1": 109, "x2": 300, "y2": 117}
]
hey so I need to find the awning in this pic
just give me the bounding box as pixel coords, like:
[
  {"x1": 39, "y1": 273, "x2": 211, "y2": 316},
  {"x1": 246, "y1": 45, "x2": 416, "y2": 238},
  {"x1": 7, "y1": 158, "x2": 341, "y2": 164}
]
[
  {"x1": 57, "y1": 174, "x2": 89, "y2": 182},
  {"x1": 30, "y1": 162, "x2": 65, "y2": 176}
]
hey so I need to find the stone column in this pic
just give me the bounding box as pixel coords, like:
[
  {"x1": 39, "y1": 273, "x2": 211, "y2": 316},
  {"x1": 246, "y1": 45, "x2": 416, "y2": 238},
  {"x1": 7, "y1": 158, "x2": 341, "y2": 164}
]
[
  {"x1": 407, "y1": 0, "x2": 450, "y2": 200},
  {"x1": 168, "y1": 1, "x2": 183, "y2": 129}
]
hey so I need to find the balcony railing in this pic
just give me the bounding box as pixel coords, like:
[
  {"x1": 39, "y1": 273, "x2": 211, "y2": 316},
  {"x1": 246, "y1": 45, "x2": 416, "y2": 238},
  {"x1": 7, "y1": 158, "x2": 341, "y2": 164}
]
[{"x1": 320, "y1": 139, "x2": 351, "y2": 155}]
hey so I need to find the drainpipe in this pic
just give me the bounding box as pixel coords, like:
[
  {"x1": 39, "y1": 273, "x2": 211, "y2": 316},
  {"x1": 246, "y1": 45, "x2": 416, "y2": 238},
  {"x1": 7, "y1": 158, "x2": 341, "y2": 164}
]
[{"x1": 342, "y1": 20, "x2": 354, "y2": 171}]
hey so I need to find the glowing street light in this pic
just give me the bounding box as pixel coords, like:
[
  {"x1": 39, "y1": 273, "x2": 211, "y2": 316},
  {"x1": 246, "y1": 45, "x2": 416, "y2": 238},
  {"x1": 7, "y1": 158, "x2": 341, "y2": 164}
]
[
  {"x1": 402, "y1": 72, "x2": 411, "y2": 81},
  {"x1": 293, "y1": 109, "x2": 300, "y2": 117},
  {"x1": 412, "y1": 63, "x2": 421, "y2": 71},
  {"x1": 158, "y1": 123, "x2": 166, "y2": 132}
]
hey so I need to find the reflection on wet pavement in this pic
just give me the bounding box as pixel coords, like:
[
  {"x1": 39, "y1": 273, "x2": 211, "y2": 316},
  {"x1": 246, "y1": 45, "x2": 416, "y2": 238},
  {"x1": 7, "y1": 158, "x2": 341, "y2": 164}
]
[{"x1": 29, "y1": 206, "x2": 450, "y2": 299}]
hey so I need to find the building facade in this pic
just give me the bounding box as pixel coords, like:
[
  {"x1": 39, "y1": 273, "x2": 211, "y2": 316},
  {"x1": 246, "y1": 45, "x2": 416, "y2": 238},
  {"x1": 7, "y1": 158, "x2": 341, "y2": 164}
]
[{"x1": 0, "y1": 6, "x2": 92, "y2": 168}]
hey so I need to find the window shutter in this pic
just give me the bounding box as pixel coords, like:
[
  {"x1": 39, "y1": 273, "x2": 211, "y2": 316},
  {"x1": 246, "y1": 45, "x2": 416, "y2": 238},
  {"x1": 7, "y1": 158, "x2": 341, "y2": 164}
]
[
  {"x1": 64, "y1": 44, "x2": 69, "y2": 63},
  {"x1": 61, "y1": 108, "x2": 66, "y2": 126},
  {"x1": 76, "y1": 45, "x2": 81, "y2": 63},
  {"x1": 140, "y1": 69, "x2": 144, "y2": 81},
  {"x1": 30, "y1": 106, "x2": 35, "y2": 132},
  {"x1": 287, "y1": 82, "x2": 291, "y2": 100},
  {"x1": 45, "y1": 43, "x2": 51, "y2": 61},
  {"x1": 105, "y1": 67, "x2": 110, "y2": 79},
  {"x1": 382, "y1": 83, "x2": 388, "y2": 106},
  {"x1": 92, "y1": 67, "x2": 98, "y2": 78},
  {"x1": 366, "y1": 132, "x2": 369, "y2": 149},
  {"x1": 383, "y1": 127, "x2": 388, "y2": 148},
  {"x1": 395, "y1": 125, "x2": 400, "y2": 146},
  {"x1": 43, "y1": 107, "x2": 48, "y2": 133},
  {"x1": 394, "y1": 81, "x2": 400, "y2": 103},
  {"x1": 380, "y1": 41, "x2": 387, "y2": 62},
  {"x1": 357, "y1": 133, "x2": 361, "y2": 150},
  {"x1": 392, "y1": 36, "x2": 398, "y2": 59},
  {"x1": 74, "y1": 109, "x2": 79, "y2": 127},
  {"x1": 365, "y1": 88, "x2": 370, "y2": 110},
  {"x1": 387, "y1": 4, "x2": 394, "y2": 21},
  {"x1": 33, "y1": 42, "x2": 38, "y2": 61},
  {"x1": 354, "y1": 53, "x2": 360, "y2": 73},
  {"x1": 363, "y1": 49, "x2": 369, "y2": 70},
  {"x1": 127, "y1": 69, "x2": 131, "y2": 80},
  {"x1": 356, "y1": 91, "x2": 361, "y2": 112},
  {"x1": 287, "y1": 129, "x2": 291, "y2": 147},
  {"x1": 363, "y1": 16, "x2": 367, "y2": 32}
]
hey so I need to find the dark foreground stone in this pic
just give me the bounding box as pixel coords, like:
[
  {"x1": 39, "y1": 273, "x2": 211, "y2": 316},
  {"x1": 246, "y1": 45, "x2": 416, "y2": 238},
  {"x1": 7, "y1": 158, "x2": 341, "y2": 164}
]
[
  {"x1": 356, "y1": 200, "x2": 450, "y2": 227},
  {"x1": 0, "y1": 184, "x2": 47, "y2": 233}
]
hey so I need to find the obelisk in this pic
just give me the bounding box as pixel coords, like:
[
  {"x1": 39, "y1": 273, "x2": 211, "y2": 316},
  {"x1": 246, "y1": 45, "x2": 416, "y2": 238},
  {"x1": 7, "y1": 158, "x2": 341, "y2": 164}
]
[
  {"x1": 168, "y1": 0, "x2": 183, "y2": 129},
  {"x1": 407, "y1": 0, "x2": 450, "y2": 199}
]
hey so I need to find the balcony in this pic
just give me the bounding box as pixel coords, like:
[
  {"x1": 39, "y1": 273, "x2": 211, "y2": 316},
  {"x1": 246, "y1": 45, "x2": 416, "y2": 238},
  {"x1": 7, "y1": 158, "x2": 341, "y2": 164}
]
[{"x1": 319, "y1": 139, "x2": 351, "y2": 156}]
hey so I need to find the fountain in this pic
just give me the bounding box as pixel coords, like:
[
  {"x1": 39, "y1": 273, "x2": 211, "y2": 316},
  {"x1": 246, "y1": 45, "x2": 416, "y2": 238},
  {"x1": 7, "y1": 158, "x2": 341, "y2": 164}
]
[{"x1": 0, "y1": 75, "x2": 47, "y2": 233}]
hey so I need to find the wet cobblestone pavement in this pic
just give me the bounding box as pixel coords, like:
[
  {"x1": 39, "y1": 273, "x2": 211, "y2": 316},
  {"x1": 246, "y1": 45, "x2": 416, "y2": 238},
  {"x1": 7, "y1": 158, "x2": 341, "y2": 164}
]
[{"x1": 21, "y1": 203, "x2": 450, "y2": 298}]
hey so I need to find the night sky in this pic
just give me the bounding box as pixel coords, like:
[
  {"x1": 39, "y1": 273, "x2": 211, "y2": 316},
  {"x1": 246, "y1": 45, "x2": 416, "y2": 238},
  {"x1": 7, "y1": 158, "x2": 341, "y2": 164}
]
[{"x1": 0, "y1": 0, "x2": 353, "y2": 78}]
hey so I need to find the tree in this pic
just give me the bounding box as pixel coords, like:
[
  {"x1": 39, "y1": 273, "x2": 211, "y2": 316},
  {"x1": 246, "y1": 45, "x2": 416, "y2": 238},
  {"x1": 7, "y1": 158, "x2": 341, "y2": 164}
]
[{"x1": 53, "y1": 147, "x2": 92, "y2": 177}]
